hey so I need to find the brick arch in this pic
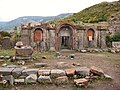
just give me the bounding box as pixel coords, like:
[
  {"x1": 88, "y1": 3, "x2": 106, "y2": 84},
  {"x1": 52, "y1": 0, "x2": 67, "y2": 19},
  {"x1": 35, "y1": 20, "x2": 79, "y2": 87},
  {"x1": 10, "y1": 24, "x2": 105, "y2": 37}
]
[
  {"x1": 87, "y1": 28, "x2": 95, "y2": 41},
  {"x1": 55, "y1": 22, "x2": 75, "y2": 50},
  {"x1": 34, "y1": 28, "x2": 43, "y2": 42}
]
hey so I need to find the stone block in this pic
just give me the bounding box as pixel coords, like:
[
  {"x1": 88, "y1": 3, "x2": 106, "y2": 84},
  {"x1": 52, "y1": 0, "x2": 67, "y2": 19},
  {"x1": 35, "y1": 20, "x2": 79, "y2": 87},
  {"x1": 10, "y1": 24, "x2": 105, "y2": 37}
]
[
  {"x1": 4, "y1": 56, "x2": 11, "y2": 59},
  {"x1": 56, "y1": 52, "x2": 61, "y2": 57},
  {"x1": 65, "y1": 68, "x2": 75, "y2": 76},
  {"x1": 25, "y1": 74, "x2": 37, "y2": 84},
  {"x1": 110, "y1": 49, "x2": 116, "y2": 53},
  {"x1": 12, "y1": 68, "x2": 24, "y2": 78},
  {"x1": 103, "y1": 74, "x2": 112, "y2": 79},
  {"x1": 80, "y1": 50, "x2": 87, "y2": 53},
  {"x1": 3, "y1": 75, "x2": 14, "y2": 85},
  {"x1": 17, "y1": 60, "x2": 25, "y2": 65},
  {"x1": 75, "y1": 67, "x2": 90, "y2": 76},
  {"x1": 6, "y1": 65, "x2": 18, "y2": 68},
  {"x1": 38, "y1": 76, "x2": 52, "y2": 84},
  {"x1": 72, "y1": 62, "x2": 80, "y2": 66},
  {"x1": 90, "y1": 66, "x2": 104, "y2": 76},
  {"x1": 55, "y1": 76, "x2": 68, "y2": 84},
  {"x1": 14, "y1": 79, "x2": 25, "y2": 84},
  {"x1": 51, "y1": 69, "x2": 66, "y2": 78},
  {"x1": 38, "y1": 69, "x2": 50, "y2": 76},
  {"x1": 56, "y1": 62, "x2": 68, "y2": 68},
  {"x1": 0, "y1": 56, "x2": 4, "y2": 59},
  {"x1": 0, "y1": 67, "x2": 15, "y2": 75},
  {"x1": 34, "y1": 63, "x2": 48, "y2": 67},
  {"x1": 74, "y1": 78, "x2": 88, "y2": 87},
  {"x1": 22, "y1": 69, "x2": 39, "y2": 76}
]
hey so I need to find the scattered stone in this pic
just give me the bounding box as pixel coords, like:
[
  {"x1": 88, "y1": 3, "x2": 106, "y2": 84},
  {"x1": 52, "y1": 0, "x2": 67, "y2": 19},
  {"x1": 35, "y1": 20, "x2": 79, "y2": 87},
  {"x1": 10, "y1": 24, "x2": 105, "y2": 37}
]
[
  {"x1": 80, "y1": 50, "x2": 87, "y2": 53},
  {"x1": 14, "y1": 79, "x2": 25, "y2": 84},
  {"x1": 93, "y1": 49, "x2": 102, "y2": 52},
  {"x1": 32, "y1": 57, "x2": 37, "y2": 60},
  {"x1": 0, "y1": 56, "x2": 4, "y2": 59},
  {"x1": 0, "y1": 75, "x2": 3, "y2": 83},
  {"x1": 38, "y1": 76, "x2": 52, "y2": 84},
  {"x1": 104, "y1": 74, "x2": 113, "y2": 79},
  {"x1": 56, "y1": 62, "x2": 68, "y2": 68},
  {"x1": 55, "y1": 76, "x2": 68, "y2": 84},
  {"x1": 0, "y1": 67, "x2": 15, "y2": 75},
  {"x1": 69, "y1": 54, "x2": 75, "y2": 59},
  {"x1": 75, "y1": 67, "x2": 90, "y2": 77},
  {"x1": 2, "y1": 79, "x2": 7, "y2": 85},
  {"x1": 110, "y1": 49, "x2": 116, "y2": 53},
  {"x1": 22, "y1": 69, "x2": 38, "y2": 76},
  {"x1": 102, "y1": 49, "x2": 109, "y2": 52},
  {"x1": 38, "y1": 69, "x2": 50, "y2": 76},
  {"x1": 72, "y1": 62, "x2": 80, "y2": 66},
  {"x1": 90, "y1": 66, "x2": 104, "y2": 76},
  {"x1": 51, "y1": 69, "x2": 66, "y2": 78},
  {"x1": 89, "y1": 75, "x2": 99, "y2": 79},
  {"x1": 74, "y1": 78, "x2": 88, "y2": 87},
  {"x1": 12, "y1": 68, "x2": 24, "y2": 78},
  {"x1": 7, "y1": 65, "x2": 18, "y2": 68},
  {"x1": 25, "y1": 74, "x2": 37, "y2": 84},
  {"x1": 4, "y1": 56, "x2": 11, "y2": 59},
  {"x1": 42, "y1": 56, "x2": 47, "y2": 59},
  {"x1": 3, "y1": 75, "x2": 14, "y2": 85},
  {"x1": 2, "y1": 63, "x2": 7, "y2": 67},
  {"x1": 10, "y1": 56, "x2": 16, "y2": 62},
  {"x1": 21, "y1": 66, "x2": 27, "y2": 69},
  {"x1": 65, "y1": 68, "x2": 75, "y2": 76},
  {"x1": 56, "y1": 52, "x2": 61, "y2": 57},
  {"x1": 115, "y1": 49, "x2": 120, "y2": 53},
  {"x1": 87, "y1": 49, "x2": 93, "y2": 53},
  {"x1": 34, "y1": 63, "x2": 48, "y2": 67},
  {"x1": 17, "y1": 60, "x2": 25, "y2": 65}
]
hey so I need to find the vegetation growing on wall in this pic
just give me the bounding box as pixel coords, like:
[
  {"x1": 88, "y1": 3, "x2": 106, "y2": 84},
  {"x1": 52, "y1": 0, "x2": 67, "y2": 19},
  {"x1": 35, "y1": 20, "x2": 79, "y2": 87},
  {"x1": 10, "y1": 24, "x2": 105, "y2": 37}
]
[
  {"x1": 111, "y1": 34, "x2": 120, "y2": 41},
  {"x1": 106, "y1": 33, "x2": 120, "y2": 47}
]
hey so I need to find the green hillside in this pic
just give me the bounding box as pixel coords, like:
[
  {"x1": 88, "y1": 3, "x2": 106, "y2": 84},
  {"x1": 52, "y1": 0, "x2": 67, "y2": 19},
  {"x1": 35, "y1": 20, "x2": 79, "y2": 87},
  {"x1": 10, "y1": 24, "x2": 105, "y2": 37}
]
[{"x1": 62, "y1": 1, "x2": 120, "y2": 23}]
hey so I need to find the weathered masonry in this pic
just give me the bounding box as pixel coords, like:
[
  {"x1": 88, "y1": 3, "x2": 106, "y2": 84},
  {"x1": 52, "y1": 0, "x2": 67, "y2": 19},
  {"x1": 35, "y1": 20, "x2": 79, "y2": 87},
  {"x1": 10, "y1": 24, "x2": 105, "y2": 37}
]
[{"x1": 20, "y1": 22, "x2": 107, "y2": 51}]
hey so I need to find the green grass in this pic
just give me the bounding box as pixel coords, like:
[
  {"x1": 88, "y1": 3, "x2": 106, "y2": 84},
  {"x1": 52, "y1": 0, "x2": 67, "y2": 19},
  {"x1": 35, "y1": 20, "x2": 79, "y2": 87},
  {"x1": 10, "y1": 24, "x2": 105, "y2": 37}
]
[
  {"x1": 32, "y1": 51, "x2": 55, "y2": 59},
  {"x1": 0, "y1": 49, "x2": 14, "y2": 56}
]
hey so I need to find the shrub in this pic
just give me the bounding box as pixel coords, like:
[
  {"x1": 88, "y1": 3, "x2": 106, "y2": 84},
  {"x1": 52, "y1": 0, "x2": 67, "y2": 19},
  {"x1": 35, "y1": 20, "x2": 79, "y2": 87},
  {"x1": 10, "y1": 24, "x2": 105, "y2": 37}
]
[{"x1": 111, "y1": 34, "x2": 120, "y2": 41}]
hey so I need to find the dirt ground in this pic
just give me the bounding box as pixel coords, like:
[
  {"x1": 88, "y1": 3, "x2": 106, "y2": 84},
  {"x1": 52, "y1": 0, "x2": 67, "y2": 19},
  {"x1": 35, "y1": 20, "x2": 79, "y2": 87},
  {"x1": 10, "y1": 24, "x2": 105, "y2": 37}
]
[{"x1": 1, "y1": 51, "x2": 120, "y2": 90}]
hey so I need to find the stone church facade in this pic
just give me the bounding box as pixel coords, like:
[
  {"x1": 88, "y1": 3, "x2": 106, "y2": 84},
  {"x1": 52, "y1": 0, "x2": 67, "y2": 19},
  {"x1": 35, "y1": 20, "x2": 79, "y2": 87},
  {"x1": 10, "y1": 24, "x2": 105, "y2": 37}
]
[{"x1": 20, "y1": 22, "x2": 107, "y2": 51}]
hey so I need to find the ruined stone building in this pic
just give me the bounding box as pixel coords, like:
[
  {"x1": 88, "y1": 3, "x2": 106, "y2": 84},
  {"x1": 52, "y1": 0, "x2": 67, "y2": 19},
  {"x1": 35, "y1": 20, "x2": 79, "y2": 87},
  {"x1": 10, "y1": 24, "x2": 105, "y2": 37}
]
[
  {"x1": 20, "y1": 22, "x2": 108, "y2": 51},
  {"x1": 108, "y1": 12, "x2": 120, "y2": 34}
]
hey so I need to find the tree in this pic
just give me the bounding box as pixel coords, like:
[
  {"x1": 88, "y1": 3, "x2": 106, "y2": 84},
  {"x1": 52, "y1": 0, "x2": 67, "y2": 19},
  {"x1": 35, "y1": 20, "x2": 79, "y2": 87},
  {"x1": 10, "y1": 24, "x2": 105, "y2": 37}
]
[{"x1": 13, "y1": 26, "x2": 20, "y2": 43}]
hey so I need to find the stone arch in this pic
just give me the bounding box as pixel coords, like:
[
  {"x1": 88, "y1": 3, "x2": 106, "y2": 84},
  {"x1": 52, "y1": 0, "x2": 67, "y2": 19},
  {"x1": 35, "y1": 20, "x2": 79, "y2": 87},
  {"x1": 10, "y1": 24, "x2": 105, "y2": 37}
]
[
  {"x1": 34, "y1": 28, "x2": 43, "y2": 43},
  {"x1": 87, "y1": 28, "x2": 95, "y2": 41},
  {"x1": 86, "y1": 28, "x2": 95, "y2": 48},
  {"x1": 55, "y1": 22, "x2": 75, "y2": 50}
]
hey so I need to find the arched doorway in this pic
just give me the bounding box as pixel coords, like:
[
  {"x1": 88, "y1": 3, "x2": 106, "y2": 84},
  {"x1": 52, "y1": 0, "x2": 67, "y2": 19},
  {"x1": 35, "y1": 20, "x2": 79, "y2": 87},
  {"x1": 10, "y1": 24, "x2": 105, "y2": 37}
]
[
  {"x1": 59, "y1": 26, "x2": 72, "y2": 49},
  {"x1": 87, "y1": 28, "x2": 95, "y2": 47},
  {"x1": 56, "y1": 23, "x2": 75, "y2": 50},
  {"x1": 34, "y1": 28, "x2": 43, "y2": 42}
]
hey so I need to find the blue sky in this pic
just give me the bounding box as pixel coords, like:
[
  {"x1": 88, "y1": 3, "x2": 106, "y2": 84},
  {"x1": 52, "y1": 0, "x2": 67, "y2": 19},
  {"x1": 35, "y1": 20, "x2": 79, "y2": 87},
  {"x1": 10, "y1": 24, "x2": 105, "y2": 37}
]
[{"x1": 0, "y1": 0, "x2": 118, "y2": 21}]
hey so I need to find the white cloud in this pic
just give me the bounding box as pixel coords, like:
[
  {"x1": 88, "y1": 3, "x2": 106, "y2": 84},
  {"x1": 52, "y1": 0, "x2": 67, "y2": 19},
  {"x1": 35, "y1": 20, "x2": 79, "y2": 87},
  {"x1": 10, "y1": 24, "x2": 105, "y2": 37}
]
[{"x1": 0, "y1": 0, "x2": 118, "y2": 21}]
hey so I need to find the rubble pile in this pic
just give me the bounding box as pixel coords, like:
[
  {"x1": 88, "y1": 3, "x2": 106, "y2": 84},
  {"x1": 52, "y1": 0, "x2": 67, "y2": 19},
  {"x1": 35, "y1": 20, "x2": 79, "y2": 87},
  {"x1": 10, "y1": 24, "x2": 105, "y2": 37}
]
[{"x1": 0, "y1": 66, "x2": 112, "y2": 88}]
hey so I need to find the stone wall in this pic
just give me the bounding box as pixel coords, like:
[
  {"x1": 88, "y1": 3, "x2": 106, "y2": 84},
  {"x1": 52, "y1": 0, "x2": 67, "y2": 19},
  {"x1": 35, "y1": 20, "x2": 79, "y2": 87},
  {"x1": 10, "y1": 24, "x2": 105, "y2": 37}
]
[
  {"x1": 112, "y1": 42, "x2": 120, "y2": 48},
  {"x1": 108, "y1": 12, "x2": 120, "y2": 34},
  {"x1": 20, "y1": 22, "x2": 108, "y2": 51}
]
